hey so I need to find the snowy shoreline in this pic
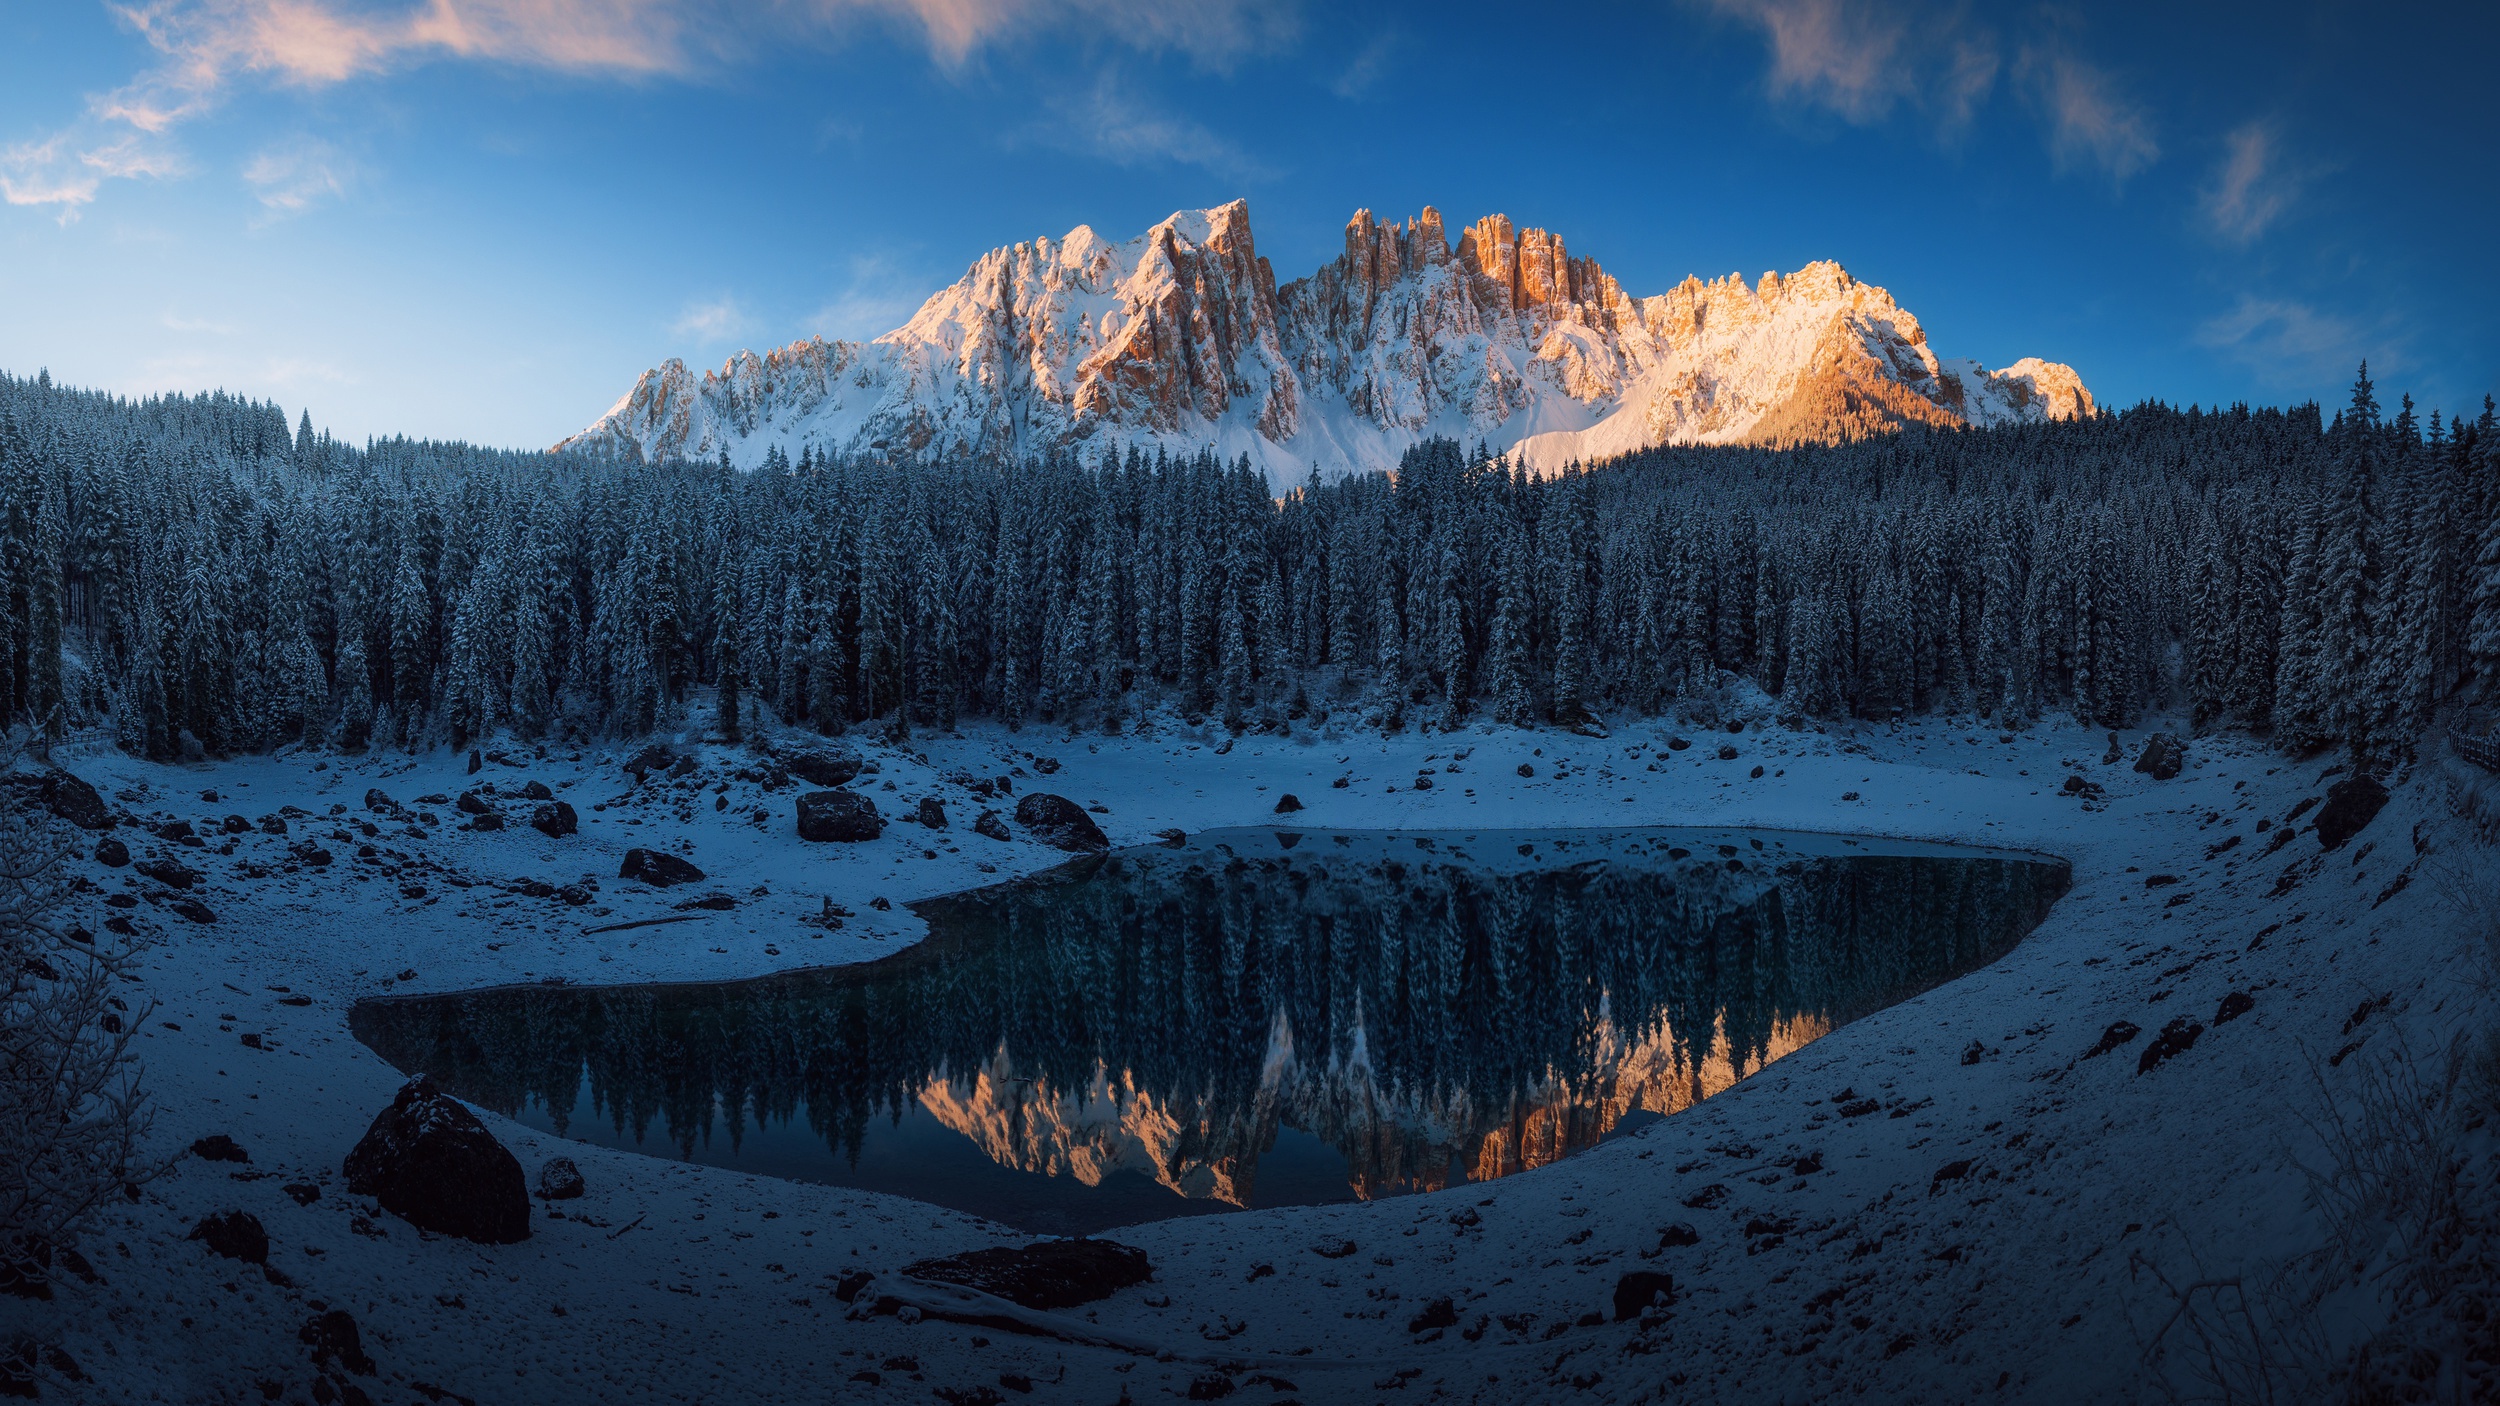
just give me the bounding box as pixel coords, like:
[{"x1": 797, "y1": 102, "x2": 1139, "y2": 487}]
[{"x1": 26, "y1": 713, "x2": 2485, "y2": 1404}]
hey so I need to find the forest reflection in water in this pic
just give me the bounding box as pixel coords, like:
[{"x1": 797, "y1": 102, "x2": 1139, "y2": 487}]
[{"x1": 351, "y1": 828, "x2": 2067, "y2": 1234}]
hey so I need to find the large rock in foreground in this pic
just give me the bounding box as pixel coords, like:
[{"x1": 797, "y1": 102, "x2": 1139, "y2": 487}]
[
  {"x1": 619, "y1": 848, "x2": 704, "y2": 886},
  {"x1": 901, "y1": 1238, "x2": 1152, "y2": 1309},
  {"x1": 1014, "y1": 793, "x2": 1107, "y2": 853},
  {"x1": 2133, "y1": 733, "x2": 2185, "y2": 781},
  {"x1": 343, "y1": 1076, "x2": 530, "y2": 1244},
  {"x1": 797, "y1": 789, "x2": 883, "y2": 842},
  {"x1": 770, "y1": 738, "x2": 863, "y2": 788},
  {"x1": 2313, "y1": 775, "x2": 2390, "y2": 850}
]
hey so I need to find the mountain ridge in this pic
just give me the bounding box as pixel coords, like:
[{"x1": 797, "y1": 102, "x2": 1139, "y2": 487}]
[{"x1": 561, "y1": 200, "x2": 2091, "y2": 484}]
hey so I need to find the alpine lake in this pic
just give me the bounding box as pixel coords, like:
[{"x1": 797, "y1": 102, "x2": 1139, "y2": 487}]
[{"x1": 351, "y1": 828, "x2": 2069, "y2": 1235}]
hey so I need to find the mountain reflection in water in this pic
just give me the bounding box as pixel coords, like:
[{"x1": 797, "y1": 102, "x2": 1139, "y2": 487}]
[{"x1": 351, "y1": 829, "x2": 2067, "y2": 1234}]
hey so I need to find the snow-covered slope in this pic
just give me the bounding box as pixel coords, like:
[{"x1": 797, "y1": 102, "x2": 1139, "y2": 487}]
[{"x1": 560, "y1": 202, "x2": 2092, "y2": 486}]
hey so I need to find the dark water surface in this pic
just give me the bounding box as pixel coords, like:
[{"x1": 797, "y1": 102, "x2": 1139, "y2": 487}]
[{"x1": 351, "y1": 829, "x2": 2067, "y2": 1234}]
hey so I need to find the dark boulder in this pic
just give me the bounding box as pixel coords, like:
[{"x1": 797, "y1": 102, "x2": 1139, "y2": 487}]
[
  {"x1": 917, "y1": 797, "x2": 947, "y2": 829},
  {"x1": 797, "y1": 789, "x2": 884, "y2": 843},
  {"x1": 10, "y1": 770, "x2": 112, "y2": 831},
  {"x1": 363, "y1": 789, "x2": 398, "y2": 814},
  {"x1": 1613, "y1": 1270, "x2": 1676, "y2": 1320},
  {"x1": 2133, "y1": 733, "x2": 2186, "y2": 780},
  {"x1": 469, "y1": 812, "x2": 503, "y2": 832},
  {"x1": 1407, "y1": 1297, "x2": 1457, "y2": 1333},
  {"x1": 455, "y1": 792, "x2": 491, "y2": 815},
  {"x1": 1013, "y1": 793, "x2": 1107, "y2": 853},
  {"x1": 972, "y1": 810, "x2": 1011, "y2": 842},
  {"x1": 528, "y1": 801, "x2": 578, "y2": 838},
  {"x1": 618, "y1": 849, "x2": 704, "y2": 887},
  {"x1": 2313, "y1": 775, "x2": 2390, "y2": 850},
  {"x1": 535, "y1": 1157, "x2": 584, "y2": 1200},
  {"x1": 771, "y1": 739, "x2": 863, "y2": 788},
  {"x1": 900, "y1": 1238, "x2": 1152, "y2": 1310},
  {"x1": 620, "y1": 743, "x2": 675, "y2": 781},
  {"x1": 299, "y1": 1310, "x2": 376, "y2": 1376},
  {"x1": 1273, "y1": 793, "x2": 1303, "y2": 814},
  {"x1": 190, "y1": 1134, "x2": 249, "y2": 1163},
  {"x1": 342, "y1": 1075, "x2": 530, "y2": 1244},
  {"x1": 135, "y1": 857, "x2": 198, "y2": 890},
  {"x1": 94, "y1": 837, "x2": 129, "y2": 867},
  {"x1": 188, "y1": 1211, "x2": 268, "y2": 1264},
  {"x1": 520, "y1": 780, "x2": 553, "y2": 801},
  {"x1": 2137, "y1": 1017, "x2": 2204, "y2": 1074}
]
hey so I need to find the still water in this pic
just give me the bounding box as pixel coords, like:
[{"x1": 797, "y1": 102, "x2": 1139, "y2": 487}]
[{"x1": 351, "y1": 829, "x2": 2067, "y2": 1234}]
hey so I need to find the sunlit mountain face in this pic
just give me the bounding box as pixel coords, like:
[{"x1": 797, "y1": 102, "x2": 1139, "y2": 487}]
[{"x1": 353, "y1": 829, "x2": 2067, "y2": 1233}]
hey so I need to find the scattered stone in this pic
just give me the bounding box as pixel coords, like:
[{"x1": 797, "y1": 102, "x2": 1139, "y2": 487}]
[
  {"x1": 674, "y1": 893, "x2": 737, "y2": 911},
  {"x1": 135, "y1": 857, "x2": 198, "y2": 890},
  {"x1": 1013, "y1": 793, "x2": 1107, "y2": 852},
  {"x1": 191, "y1": 1134, "x2": 249, "y2": 1163},
  {"x1": 1185, "y1": 1375, "x2": 1235, "y2": 1401},
  {"x1": 1930, "y1": 1159, "x2": 1975, "y2": 1193},
  {"x1": 2214, "y1": 991, "x2": 2255, "y2": 1025},
  {"x1": 618, "y1": 849, "x2": 705, "y2": 887},
  {"x1": 169, "y1": 899, "x2": 214, "y2": 923},
  {"x1": 520, "y1": 780, "x2": 553, "y2": 801},
  {"x1": 796, "y1": 790, "x2": 884, "y2": 843},
  {"x1": 620, "y1": 743, "x2": 676, "y2": 781},
  {"x1": 1153, "y1": 827, "x2": 1187, "y2": 846},
  {"x1": 467, "y1": 748, "x2": 483, "y2": 775},
  {"x1": 1413, "y1": 775, "x2": 1434, "y2": 790},
  {"x1": 2134, "y1": 733, "x2": 2186, "y2": 780},
  {"x1": 2313, "y1": 775, "x2": 2390, "y2": 850},
  {"x1": 1716, "y1": 744, "x2": 1739, "y2": 760},
  {"x1": 363, "y1": 788, "x2": 398, "y2": 814},
  {"x1": 2084, "y1": 1021, "x2": 2141, "y2": 1058},
  {"x1": 2137, "y1": 1017, "x2": 2204, "y2": 1074},
  {"x1": 299, "y1": 1310, "x2": 376, "y2": 1377},
  {"x1": 769, "y1": 739, "x2": 862, "y2": 788},
  {"x1": 94, "y1": 837, "x2": 129, "y2": 867},
  {"x1": 1681, "y1": 1184, "x2": 1729, "y2": 1210},
  {"x1": 343, "y1": 1075, "x2": 530, "y2": 1244},
  {"x1": 283, "y1": 1183, "x2": 321, "y2": 1206},
  {"x1": 1310, "y1": 1238, "x2": 1358, "y2": 1259},
  {"x1": 528, "y1": 801, "x2": 579, "y2": 838},
  {"x1": 455, "y1": 792, "x2": 491, "y2": 816},
  {"x1": 899, "y1": 1238, "x2": 1151, "y2": 1309},
  {"x1": 535, "y1": 1157, "x2": 584, "y2": 1200},
  {"x1": 188, "y1": 1211, "x2": 269, "y2": 1264},
  {"x1": 289, "y1": 841, "x2": 333, "y2": 867},
  {"x1": 1408, "y1": 1297, "x2": 1458, "y2": 1333},
  {"x1": 220, "y1": 814, "x2": 250, "y2": 834},
  {"x1": 917, "y1": 797, "x2": 948, "y2": 829},
  {"x1": 1273, "y1": 793, "x2": 1303, "y2": 813},
  {"x1": 469, "y1": 812, "x2": 503, "y2": 832},
  {"x1": 1031, "y1": 756, "x2": 1062, "y2": 775},
  {"x1": 1517, "y1": 762, "x2": 1535, "y2": 777},
  {"x1": 1655, "y1": 1222, "x2": 1700, "y2": 1249},
  {"x1": 1612, "y1": 1271, "x2": 1676, "y2": 1320},
  {"x1": 973, "y1": 810, "x2": 1012, "y2": 842}
]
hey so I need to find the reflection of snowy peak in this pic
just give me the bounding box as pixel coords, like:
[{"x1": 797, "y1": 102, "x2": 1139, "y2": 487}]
[{"x1": 561, "y1": 200, "x2": 2091, "y2": 487}]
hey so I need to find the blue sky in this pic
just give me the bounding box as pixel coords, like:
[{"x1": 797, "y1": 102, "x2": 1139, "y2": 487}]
[{"x1": 3, "y1": 0, "x2": 2493, "y2": 448}]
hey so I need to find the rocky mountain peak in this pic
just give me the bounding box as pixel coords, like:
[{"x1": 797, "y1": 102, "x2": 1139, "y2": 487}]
[{"x1": 561, "y1": 201, "x2": 2091, "y2": 485}]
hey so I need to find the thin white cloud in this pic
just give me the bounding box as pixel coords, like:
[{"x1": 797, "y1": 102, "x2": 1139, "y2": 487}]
[
  {"x1": 242, "y1": 136, "x2": 352, "y2": 214},
  {"x1": 2200, "y1": 121, "x2": 2300, "y2": 244},
  {"x1": 2195, "y1": 295, "x2": 2376, "y2": 385},
  {"x1": 808, "y1": 256, "x2": 929, "y2": 340},
  {"x1": 17, "y1": 0, "x2": 1301, "y2": 213},
  {"x1": 2025, "y1": 48, "x2": 2157, "y2": 183},
  {"x1": 1327, "y1": 32, "x2": 1398, "y2": 100},
  {"x1": 1026, "y1": 70, "x2": 1272, "y2": 178},
  {"x1": 671, "y1": 296, "x2": 752, "y2": 345},
  {"x1": 1699, "y1": 0, "x2": 1918, "y2": 123}
]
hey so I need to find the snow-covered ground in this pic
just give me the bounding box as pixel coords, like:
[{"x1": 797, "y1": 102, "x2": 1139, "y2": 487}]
[{"x1": 19, "y1": 708, "x2": 2489, "y2": 1403}]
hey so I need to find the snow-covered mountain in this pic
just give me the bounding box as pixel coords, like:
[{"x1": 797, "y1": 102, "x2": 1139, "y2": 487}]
[{"x1": 559, "y1": 200, "x2": 2092, "y2": 486}]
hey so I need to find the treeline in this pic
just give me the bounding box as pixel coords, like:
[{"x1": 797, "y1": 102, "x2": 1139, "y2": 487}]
[{"x1": 0, "y1": 366, "x2": 2493, "y2": 761}]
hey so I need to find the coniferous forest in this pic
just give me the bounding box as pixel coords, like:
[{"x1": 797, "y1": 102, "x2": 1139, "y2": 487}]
[{"x1": 0, "y1": 365, "x2": 2494, "y2": 762}]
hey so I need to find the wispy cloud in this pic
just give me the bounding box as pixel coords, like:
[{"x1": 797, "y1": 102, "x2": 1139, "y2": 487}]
[
  {"x1": 1025, "y1": 70, "x2": 1272, "y2": 178},
  {"x1": 2195, "y1": 295, "x2": 2379, "y2": 385},
  {"x1": 2199, "y1": 120, "x2": 2303, "y2": 244},
  {"x1": 14, "y1": 0, "x2": 1301, "y2": 214},
  {"x1": 242, "y1": 136, "x2": 352, "y2": 215},
  {"x1": 671, "y1": 295, "x2": 752, "y2": 345},
  {"x1": 2024, "y1": 48, "x2": 2157, "y2": 183},
  {"x1": 1327, "y1": 32, "x2": 1398, "y2": 100},
  {"x1": 1699, "y1": 1, "x2": 2157, "y2": 178},
  {"x1": 808, "y1": 255, "x2": 929, "y2": 340}
]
